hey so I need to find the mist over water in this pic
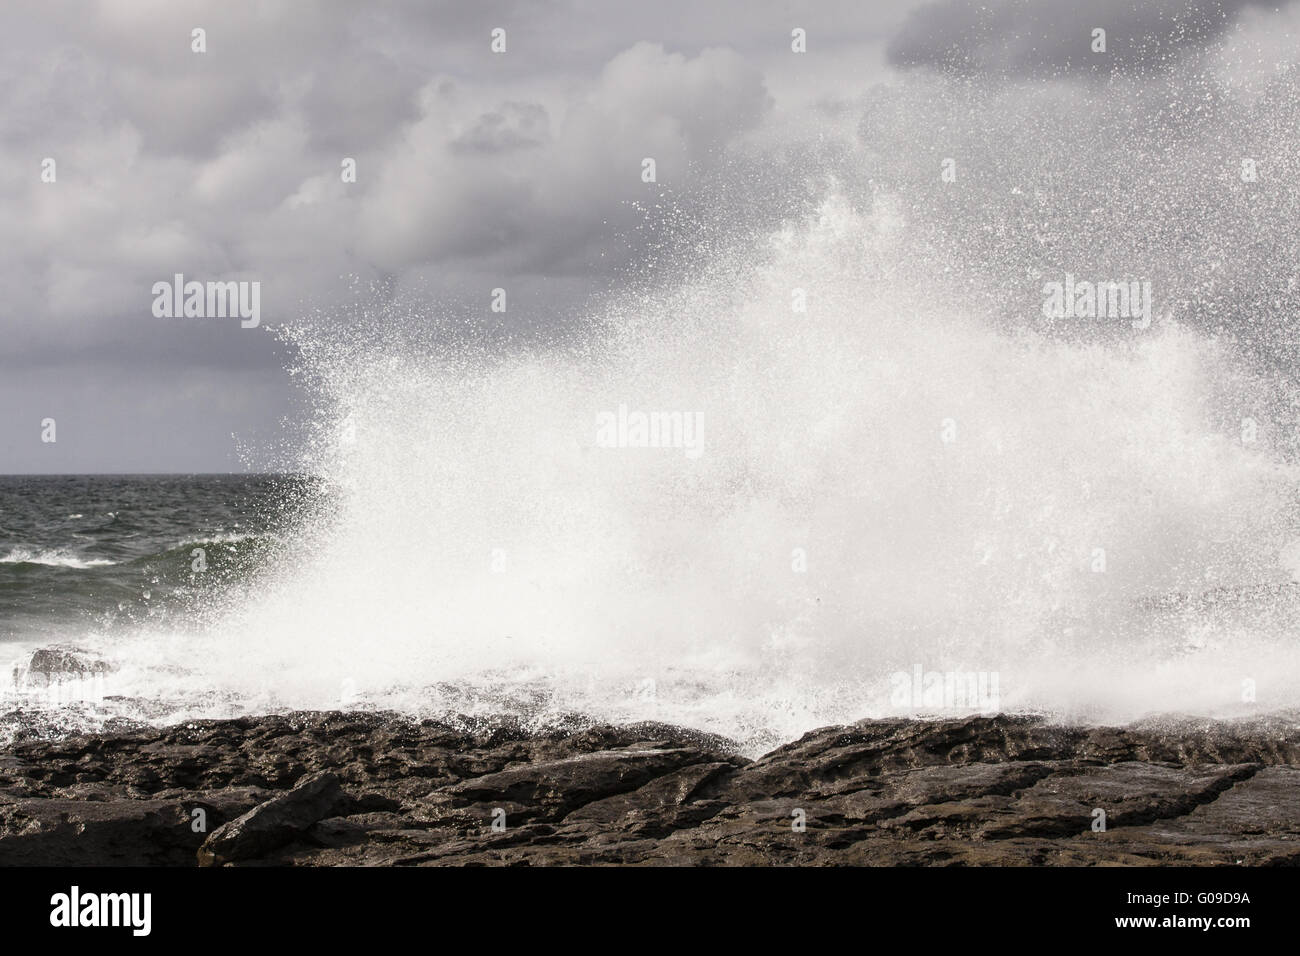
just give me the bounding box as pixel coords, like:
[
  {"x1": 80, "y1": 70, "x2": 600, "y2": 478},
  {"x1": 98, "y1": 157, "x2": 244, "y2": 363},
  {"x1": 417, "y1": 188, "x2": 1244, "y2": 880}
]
[{"x1": 12, "y1": 68, "x2": 1300, "y2": 754}]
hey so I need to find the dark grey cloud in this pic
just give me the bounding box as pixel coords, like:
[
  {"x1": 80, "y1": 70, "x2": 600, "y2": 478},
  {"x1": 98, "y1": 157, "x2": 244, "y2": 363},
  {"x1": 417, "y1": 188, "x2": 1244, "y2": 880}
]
[
  {"x1": 300, "y1": 50, "x2": 425, "y2": 154},
  {"x1": 887, "y1": 0, "x2": 1290, "y2": 76},
  {"x1": 449, "y1": 102, "x2": 550, "y2": 154}
]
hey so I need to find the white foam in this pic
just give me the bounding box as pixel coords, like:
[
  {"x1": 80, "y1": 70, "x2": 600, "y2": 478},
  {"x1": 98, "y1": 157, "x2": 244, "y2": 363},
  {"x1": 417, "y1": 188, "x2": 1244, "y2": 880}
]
[
  {"x1": 0, "y1": 548, "x2": 117, "y2": 569},
  {"x1": 77, "y1": 187, "x2": 1300, "y2": 755}
]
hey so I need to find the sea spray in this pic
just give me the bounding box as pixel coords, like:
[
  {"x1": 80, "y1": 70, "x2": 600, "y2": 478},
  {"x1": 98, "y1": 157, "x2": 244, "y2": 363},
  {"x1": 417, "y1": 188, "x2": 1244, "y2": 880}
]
[
  {"x1": 87, "y1": 188, "x2": 1292, "y2": 755},
  {"x1": 48, "y1": 70, "x2": 1300, "y2": 755}
]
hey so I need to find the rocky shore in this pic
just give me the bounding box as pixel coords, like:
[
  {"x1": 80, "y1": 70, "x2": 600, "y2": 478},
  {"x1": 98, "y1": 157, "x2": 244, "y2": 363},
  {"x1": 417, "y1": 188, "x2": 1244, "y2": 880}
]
[{"x1": 1, "y1": 710, "x2": 1298, "y2": 866}]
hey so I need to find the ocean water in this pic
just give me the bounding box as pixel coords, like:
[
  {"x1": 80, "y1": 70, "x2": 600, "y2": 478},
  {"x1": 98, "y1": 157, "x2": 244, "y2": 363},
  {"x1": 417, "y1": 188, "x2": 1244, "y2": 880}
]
[
  {"x1": 0, "y1": 475, "x2": 304, "y2": 637},
  {"x1": 6, "y1": 72, "x2": 1300, "y2": 755},
  {"x1": 0, "y1": 475, "x2": 309, "y2": 727}
]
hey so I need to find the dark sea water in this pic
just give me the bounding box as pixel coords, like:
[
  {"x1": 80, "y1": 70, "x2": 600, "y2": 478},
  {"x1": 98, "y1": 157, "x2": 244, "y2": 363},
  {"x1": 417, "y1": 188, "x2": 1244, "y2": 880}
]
[{"x1": 0, "y1": 475, "x2": 306, "y2": 644}]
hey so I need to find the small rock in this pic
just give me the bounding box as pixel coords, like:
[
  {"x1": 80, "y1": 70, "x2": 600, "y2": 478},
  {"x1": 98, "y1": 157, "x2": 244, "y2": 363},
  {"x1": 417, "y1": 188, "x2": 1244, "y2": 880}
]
[
  {"x1": 197, "y1": 771, "x2": 349, "y2": 866},
  {"x1": 12, "y1": 644, "x2": 117, "y2": 687}
]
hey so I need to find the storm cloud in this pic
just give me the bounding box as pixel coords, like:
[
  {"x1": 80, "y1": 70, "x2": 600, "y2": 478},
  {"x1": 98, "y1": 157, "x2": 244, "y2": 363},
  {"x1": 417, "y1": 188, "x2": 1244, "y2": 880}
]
[{"x1": 1, "y1": 0, "x2": 1297, "y2": 472}]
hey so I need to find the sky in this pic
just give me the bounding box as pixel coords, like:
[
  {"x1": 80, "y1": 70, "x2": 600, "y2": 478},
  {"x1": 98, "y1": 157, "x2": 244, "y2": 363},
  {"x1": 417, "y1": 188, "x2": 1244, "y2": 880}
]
[{"x1": 1, "y1": 0, "x2": 1297, "y2": 473}]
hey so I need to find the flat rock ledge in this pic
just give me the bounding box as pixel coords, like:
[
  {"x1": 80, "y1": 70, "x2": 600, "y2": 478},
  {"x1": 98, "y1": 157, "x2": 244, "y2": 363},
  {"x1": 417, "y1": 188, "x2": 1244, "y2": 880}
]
[{"x1": 1, "y1": 712, "x2": 1298, "y2": 866}]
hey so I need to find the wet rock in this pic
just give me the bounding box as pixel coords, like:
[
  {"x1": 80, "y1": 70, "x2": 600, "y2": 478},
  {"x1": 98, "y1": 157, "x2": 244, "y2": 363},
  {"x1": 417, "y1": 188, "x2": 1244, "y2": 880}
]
[
  {"x1": 197, "y1": 771, "x2": 349, "y2": 866},
  {"x1": 11, "y1": 644, "x2": 118, "y2": 689},
  {"x1": 0, "y1": 788, "x2": 266, "y2": 866},
  {"x1": 444, "y1": 747, "x2": 721, "y2": 822},
  {"x1": 0, "y1": 712, "x2": 1298, "y2": 865}
]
